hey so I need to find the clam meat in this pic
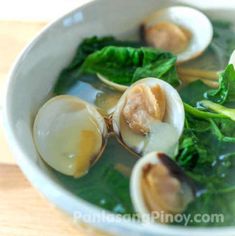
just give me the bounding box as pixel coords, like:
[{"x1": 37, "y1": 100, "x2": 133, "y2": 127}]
[
  {"x1": 130, "y1": 151, "x2": 195, "y2": 223},
  {"x1": 141, "y1": 6, "x2": 213, "y2": 63},
  {"x1": 112, "y1": 77, "x2": 185, "y2": 156}
]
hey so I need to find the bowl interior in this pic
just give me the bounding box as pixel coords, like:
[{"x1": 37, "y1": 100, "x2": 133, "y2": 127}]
[{"x1": 4, "y1": 0, "x2": 235, "y2": 235}]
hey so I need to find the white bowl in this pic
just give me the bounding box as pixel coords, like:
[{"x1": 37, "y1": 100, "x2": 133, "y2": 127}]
[{"x1": 3, "y1": 0, "x2": 235, "y2": 235}]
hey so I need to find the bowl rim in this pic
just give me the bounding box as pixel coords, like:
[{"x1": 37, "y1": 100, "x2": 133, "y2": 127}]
[{"x1": 3, "y1": 0, "x2": 235, "y2": 235}]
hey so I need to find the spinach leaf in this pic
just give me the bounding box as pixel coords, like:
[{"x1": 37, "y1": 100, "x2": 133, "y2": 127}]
[
  {"x1": 181, "y1": 151, "x2": 235, "y2": 226},
  {"x1": 54, "y1": 36, "x2": 142, "y2": 94},
  {"x1": 80, "y1": 46, "x2": 179, "y2": 87},
  {"x1": 180, "y1": 190, "x2": 235, "y2": 226},
  {"x1": 175, "y1": 111, "x2": 235, "y2": 226},
  {"x1": 184, "y1": 103, "x2": 235, "y2": 143},
  {"x1": 184, "y1": 103, "x2": 226, "y2": 119},
  {"x1": 201, "y1": 100, "x2": 235, "y2": 122},
  {"x1": 208, "y1": 118, "x2": 235, "y2": 143},
  {"x1": 175, "y1": 109, "x2": 213, "y2": 171},
  {"x1": 177, "y1": 66, "x2": 235, "y2": 224},
  {"x1": 54, "y1": 163, "x2": 134, "y2": 215},
  {"x1": 78, "y1": 166, "x2": 134, "y2": 214},
  {"x1": 176, "y1": 128, "x2": 207, "y2": 170},
  {"x1": 205, "y1": 64, "x2": 235, "y2": 104},
  {"x1": 176, "y1": 98, "x2": 235, "y2": 226},
  {"x1": 68, "y1": 36, "x2": 142, "y2": 70}
]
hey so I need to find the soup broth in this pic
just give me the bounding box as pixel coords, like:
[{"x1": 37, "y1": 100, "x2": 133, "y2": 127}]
[{"x1": 48, "y1": 16, "x2": 235, "y2": 227}]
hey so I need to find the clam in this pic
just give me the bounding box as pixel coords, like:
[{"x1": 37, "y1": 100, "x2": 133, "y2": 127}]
[
  {"x1": 112, "y1": 77, "x2": 185, "y2": 156},
  {"x1": 141, "y1": 6, "x2": 213, "y2": 63},
  {"x1": 97, "y1": 73, "x2": 128, "y2": 92},
  {"x1": 130, "y1": 151, "x2": 195, "y2": 223},
  {"x1": 33, "y1": 95, "x2": 107, "y2": 177}
]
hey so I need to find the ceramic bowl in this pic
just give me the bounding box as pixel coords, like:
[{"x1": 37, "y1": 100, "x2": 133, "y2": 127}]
[{"x1": 3, "y1": 0, "x2": 235, "y2": 235}]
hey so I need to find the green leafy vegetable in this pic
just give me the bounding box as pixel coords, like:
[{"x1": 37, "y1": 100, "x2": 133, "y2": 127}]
[
  {"x1": 80, "y1": 46, "x2": 179, "y2": 87},
  {"x1": 67, "y1": 36, "x2": 141, "y2": 70},
  {"x1": 180, "y1": 151, "x2": 235, "y2": 226},
  {"x1": 178, "y1": 102, "x2": 235, "y2": 166},
  {"x1": 201, "y1": 100, "x2": 235, "y2": 121},
  {"x1": 184, "y1": 103, "x2": 226, "y2": 119},
  {"x1": 54, "y1": 37, "x2": 180, "y2": 94},
  {"x1": 205, "y1": 64, "x2": 235, "y2": 104},
  {"x1": 175, "y1": 105, "x2": 235, "y2": 226},
  {"x1": 78, "y1": 166, "x2": 134, "y2": 214},
  {"x1": 180, "y1": 190, "x2": 235, "y2": 226},
  {"x1": 54, "y1": 36, "x2": 142, "y2": 94},
  {"x1": 177, "y1": 63, "x2": 235, "y2": 225},
  {"x1": 208, "y1": 118, "x2": 235, "y2": 143},
  {"x1": 54, "y1": 164, "x2": 134, "y2": 214},
  {"x1": 176, "y1": 128, "x2": 207, "y2": 170}
]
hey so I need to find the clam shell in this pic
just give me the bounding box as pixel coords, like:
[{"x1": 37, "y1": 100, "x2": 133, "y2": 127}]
[
  {"x1": 130, "y1": 151, "x2": 195, "y2": 223},
  {"x1": 112, "y1": 77, "x2": 185, "y2": 156},
  {"x1": 143, "y1": 6, "x2": 213, "y2": 63},
  {"x1": 130, "y1": 152, "x2": 161, "y2": 222},
  {"x1": 33, "y1": 95, "x2": 107, "y2": 177},
  {"x1": 97, "y1": 73, "x2": 128, "y2": 92}
]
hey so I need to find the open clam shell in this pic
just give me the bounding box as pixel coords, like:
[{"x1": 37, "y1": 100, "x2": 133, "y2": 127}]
[
  {"x1": 142, "y1": 6, "x2": 213, "y2": 63},
  {"x1": 33, "y1": 95, "x2": 108, "y2": 177},
  {"x1": 112, "y1": 77, "x2": 185, "y2": 156},
  {"x1": 130, "y1": 151, "x2": 195, "y2": 223},
  {"x1": 97, "y1": 73, "x2": 128, "y2": 92}
]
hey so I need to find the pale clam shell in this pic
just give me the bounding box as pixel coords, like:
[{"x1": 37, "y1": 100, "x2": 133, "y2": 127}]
[
  {"x1": 130, "y1": 151, "x2": 161, "y2": 222},
  {"x1": 112, "y1": 77, "x2": 185, "y2": 156},
  {"x1": 33, "y1": 95, "x2": 107, "y2": 177},
  {"x1": 143, "y1": 6, "x2": 213, "y2": 63},
  {"x1": 130, "y1": 151, "x2": 195, "y2": 223},
  {"x1": 97, "y1": 73, "x2": 128, "y2": 92}
]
